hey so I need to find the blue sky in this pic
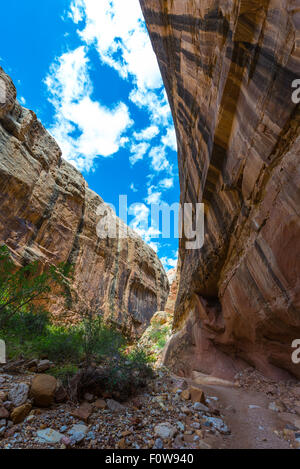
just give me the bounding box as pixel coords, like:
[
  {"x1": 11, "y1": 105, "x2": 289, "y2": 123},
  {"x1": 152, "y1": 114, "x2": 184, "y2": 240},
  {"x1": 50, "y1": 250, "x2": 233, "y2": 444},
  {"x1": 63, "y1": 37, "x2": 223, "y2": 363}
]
[{"x1": 0, "y1": 0, "x2": 179, "y2": 271}]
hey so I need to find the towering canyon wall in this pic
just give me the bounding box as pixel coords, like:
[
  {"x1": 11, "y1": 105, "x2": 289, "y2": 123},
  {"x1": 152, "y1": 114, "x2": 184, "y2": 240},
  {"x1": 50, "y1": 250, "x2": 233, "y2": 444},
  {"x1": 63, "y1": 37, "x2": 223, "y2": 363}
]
[
  {"x1": 140, "y1": 0, "x2": 300, "y2": 378},
  {"x1": 0, "y1": 67, "x2": 169, "y2": 338}
]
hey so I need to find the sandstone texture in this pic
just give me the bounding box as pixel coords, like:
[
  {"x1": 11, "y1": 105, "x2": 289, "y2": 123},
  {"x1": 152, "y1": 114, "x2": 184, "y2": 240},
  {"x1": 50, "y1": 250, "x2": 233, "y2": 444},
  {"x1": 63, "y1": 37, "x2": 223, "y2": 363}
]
[
  {"x1": 141, "y1": 0, "x2": 300, "y2": 378},
  {"x1": 0, "y1": 67, "x2": 169, "y2": 338}
]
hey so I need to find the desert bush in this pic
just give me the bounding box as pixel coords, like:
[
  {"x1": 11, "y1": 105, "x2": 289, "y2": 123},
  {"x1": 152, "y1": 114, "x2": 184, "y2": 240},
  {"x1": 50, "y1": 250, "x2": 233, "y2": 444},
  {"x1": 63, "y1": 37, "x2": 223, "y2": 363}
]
[
  {"x1": 0, "y1": 244, "x2": 71, "y2": 329},
  {"x1": 148, "y1": 324, "x2": 171, "y2": 350},
  {"x1": 34, "y1": 325, "x2": 82, "y2": 363},
  {"x1": 80, "y1": 314, "x2": 126, "y2": 367},
  {"x1": 70, "y1": 344, "x2": 153, "y2": 402},
  {"x1": 48, "y1": 364, "x2": 79, "y2": 386},
  {"x1": 8, "y1": 306, "x2": 50, "y2": 338}
]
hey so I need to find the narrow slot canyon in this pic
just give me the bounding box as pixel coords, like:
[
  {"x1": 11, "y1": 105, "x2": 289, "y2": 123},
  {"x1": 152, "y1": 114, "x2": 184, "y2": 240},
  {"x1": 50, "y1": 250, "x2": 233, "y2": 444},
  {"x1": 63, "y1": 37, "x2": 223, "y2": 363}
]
[{"x1": 0, "y1": 0, "x2": 299, "y2": 452}]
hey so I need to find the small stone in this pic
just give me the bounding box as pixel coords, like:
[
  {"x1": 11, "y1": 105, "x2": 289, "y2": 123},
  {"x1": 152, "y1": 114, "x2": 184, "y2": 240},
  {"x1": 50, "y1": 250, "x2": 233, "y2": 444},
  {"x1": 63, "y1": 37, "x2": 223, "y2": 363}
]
[
  {"x1": 3, "y1": 401, "x2": 13, "y2": 410},
  {"x1": 11, "y1": 403, "x2": 32, "y2": 424},
  {"x1": 191, "y1": 422, "x2": 201, "y2": 429},
  {"x1": 106, "y1": 399, "x2": 124, "y2": 412},
  {"x1": 0, "y1": 391, "x2": 7, "y2": 401},
  {"x1": 176, "y1": 421, "x2": 185, "y2": 432},
  {"x1": 68, "y1": 424, "x2": 88, "y2": 444},
  {"x1": 268, "y1": 401, "x2": 286, "y2": 413},
  {"x1": 37, "y1": 360, "x2": 52, "y2": 373},
  {"x1": 189, "y1": 386, "x2": 206, "y2": 404},
  {"x1": 71, "y1": 402, "x2": 92, "y2": 423},
  {"x1": 154, "y1": 422, "x2": 176, "y2": 440},
  {"x1": 61, "y1": 436, "x2": 71, "y2": 446},
  {"x1": 36, "y1": 428, "x2": 64, "y2": 444},
  {"x1": 181, "y1": 389, "x2": 190, "y2": 400},
  {"x1": 0, "y1": 407, "x2": 9, "y2": 419},
  {"x1": 193, "y1": 402, "x2": 209, "y2": 412},
  {"x1": 204, "y1": 417, "x2": 229, "y2": 434},
  {"x1": 118, "y1": 438, "x2": 126, "y2": 449},
  {"x1": 8, "y1": 383, "x2": 29, "y2": 407},
  {"x1": 153, "y1": 438, "x2": 163, "y2": 449},
  {"x1": 94, "y1": 399, "x2": 107, "y2": 410},
  {"x1": 25, "y1": 414, "x2": 35, "y2": 423},
  {"x1": 84, "y1": 393, "x2": 94, "y2": 403}
]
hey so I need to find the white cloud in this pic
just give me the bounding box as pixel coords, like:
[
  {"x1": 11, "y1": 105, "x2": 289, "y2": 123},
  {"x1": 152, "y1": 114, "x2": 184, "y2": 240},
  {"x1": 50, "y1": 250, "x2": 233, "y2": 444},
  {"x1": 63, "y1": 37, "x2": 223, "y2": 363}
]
[
  {"x1": 145, "y1": 185, "x2": 162, "y2": 205},
  {"x1": 64, "y1": 0, "x2": 178, "y2": 177},
  {"x1": 130, "y1": 183, "x2": 138, "y2": 193},
  {"x1": 129, "y1": 88, "x2": 171, "y2": 127},
  {"x1": 159, "y1": 178, "x2": 174, "y2": 189},
  {"x1": 45, "y1": 47, "x2": 132, "y2": 171},
  {"x1": 148, "y1": 242, "x2": 159, "y2": 253},
  {"x1": 160, "y1": 255, "x2": 178, "y2": 271},
  {"x1": 149, "y1": 146, "x2": 171, "y2": 173},
  {"x1": 133, "y1": 125, "x2": 159, "y2": 141},
  {"x1": 70, "y1": 0, "x2": 162, "y2": 91},
  {"x1": 68, "y1": 1, "x2": 84, "y2": 23},
  {"x1": 129, "y1": 203, "x2": 160, "y2": 243},
  {"x1": 129, "y1": 142, "x2": 149, "y2": 165},
  {"x1": 162, "y1": 127, "x2": 177, "y2": 151}
]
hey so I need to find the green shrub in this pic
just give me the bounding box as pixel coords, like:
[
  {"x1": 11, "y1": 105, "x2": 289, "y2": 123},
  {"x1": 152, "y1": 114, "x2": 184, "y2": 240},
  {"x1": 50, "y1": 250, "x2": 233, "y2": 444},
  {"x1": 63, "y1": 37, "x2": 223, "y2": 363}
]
[
  {"x1": 71, "y1": 344, "x2": 154, "y2": 401},
  {"x1": 148, "y1": 325, "x2": 170, "y2": 350},
  {"x1": 8, "y1": 306, "x2": 50, "y2": 338},
  {"x1": 48, "y1": 364, "x2": 79, "y2": 386},
  {"x1": 34, "y1": 325, "x2": 82, "y2": 363},
  {"x1": 0, "y1": 244, "x2": 71, "y2": 330}
]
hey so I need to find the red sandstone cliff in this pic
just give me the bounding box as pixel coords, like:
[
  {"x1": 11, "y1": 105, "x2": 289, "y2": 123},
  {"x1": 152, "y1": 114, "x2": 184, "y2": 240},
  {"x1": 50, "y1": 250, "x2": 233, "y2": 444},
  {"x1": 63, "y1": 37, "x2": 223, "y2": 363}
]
[
  {"x1": 140, "y1": 0, "x2": 300, "y2": 379},
  {"x1": 0, "y1": 66, "x2": 169, "y2": 338}
]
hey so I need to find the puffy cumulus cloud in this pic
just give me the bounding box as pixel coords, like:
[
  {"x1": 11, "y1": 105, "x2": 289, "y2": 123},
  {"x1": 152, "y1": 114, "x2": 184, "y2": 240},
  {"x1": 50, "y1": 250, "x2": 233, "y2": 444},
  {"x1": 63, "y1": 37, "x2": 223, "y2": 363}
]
[
  {"x1": 162, "y1": 127, "x2": 177, "y2": 151},
  {"x1": 69, "y1": 0, "x2": 162, "y2": 91},
  {"x1": 159, "y1": 178, "x2": 174, "y2": 189},
  {"x1": 160, "y1": 255, "x2": 178, "y2": 271},
  {"x1": 129, "y1": 203, "x2": 160, "y2": 243},
  {"x1": 148, "y1": 146, "x2": 171, "y2": 173},
  {"x1": 133, "y1": 125, "x2": 159, "y2": 141},
  {"x1": 45, "y1": 47, "x2": 132, "y2": 171},
  {"x1": 145, "y1": 185, "x2": 162, "y2": 205},
  {"x1": 129, "y1": 142, "x2": 149, "y2": 165},
  {"x1": 64, "y1": 0, "x2": 178, "y2": 179},
  {"x1": 129, "y1": 88, "x2": 171, "y2": 127}
]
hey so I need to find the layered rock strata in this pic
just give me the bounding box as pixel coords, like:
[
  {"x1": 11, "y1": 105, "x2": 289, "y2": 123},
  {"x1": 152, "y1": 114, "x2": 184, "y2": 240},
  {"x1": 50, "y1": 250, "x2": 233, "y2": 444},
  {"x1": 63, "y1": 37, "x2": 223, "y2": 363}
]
[
  {"x1": 0, "y1": 67, "x2": 169, "y2": 338},
  {"x1": 141, "y1": 0, "x2": 300, "y2": 378}
]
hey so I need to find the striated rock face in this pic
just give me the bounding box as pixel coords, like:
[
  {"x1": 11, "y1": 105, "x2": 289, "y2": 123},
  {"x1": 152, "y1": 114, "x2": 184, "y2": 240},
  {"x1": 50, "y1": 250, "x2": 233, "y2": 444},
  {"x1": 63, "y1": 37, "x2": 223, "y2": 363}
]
[
  {"x1": 0, "y1": 67, "x2": 169, "y2": 338},
  {"x1": 141, "y1": 0, "x2": 300, "y2": 378}
]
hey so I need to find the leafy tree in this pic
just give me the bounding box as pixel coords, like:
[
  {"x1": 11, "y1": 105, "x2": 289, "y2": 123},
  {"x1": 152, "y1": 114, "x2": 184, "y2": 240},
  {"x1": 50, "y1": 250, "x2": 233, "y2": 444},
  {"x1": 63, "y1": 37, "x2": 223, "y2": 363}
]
[{"x1": 0, "y1": 244, "x2": 72, "y2": 329}]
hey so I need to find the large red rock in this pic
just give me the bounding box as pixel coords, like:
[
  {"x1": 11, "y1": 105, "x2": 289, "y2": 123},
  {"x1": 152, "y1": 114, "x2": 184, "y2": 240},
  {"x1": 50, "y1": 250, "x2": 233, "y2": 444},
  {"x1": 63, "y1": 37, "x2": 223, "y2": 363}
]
[
  {"x1": 0, "y1": 67, "x2": 169, "y2": 338},
  {"x1": 30, "y1": 374, "x2": 57, "y2": 407},
  {"x1": 141, "y1": 0, "x2": 300, "y2": 379}
]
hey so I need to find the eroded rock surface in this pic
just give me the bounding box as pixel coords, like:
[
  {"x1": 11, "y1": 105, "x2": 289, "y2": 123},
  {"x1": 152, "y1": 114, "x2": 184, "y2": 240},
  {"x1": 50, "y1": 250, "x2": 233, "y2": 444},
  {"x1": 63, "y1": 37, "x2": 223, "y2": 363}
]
[
  {"x1": 0, "y1": 67, "x2": 169, "y2": 338},
  {"x1": 141, "y1": 0, "x2": 300, "y2": 378}
]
